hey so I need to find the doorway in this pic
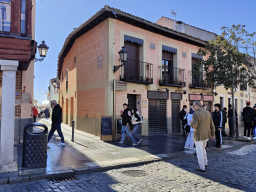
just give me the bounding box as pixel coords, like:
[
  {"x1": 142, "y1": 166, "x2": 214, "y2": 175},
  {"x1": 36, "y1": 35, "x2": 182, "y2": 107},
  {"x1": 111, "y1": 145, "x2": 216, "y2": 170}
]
[
  {"x1": 66, "y1": 98, "x2": 68, "y2": 124},
  {"x1": 148, "y1": 99, "x2": 167, "y2": 135},
  {"x1": 171, "y1": 100, "x2": 180, "y2": 133},
  {"x1": 220, "y1": 97, "x2": 224, "y2": 110},
  {"x1": 203, "y1": 102, "x2": 212, "y2": 113},
  {"x1": 127, "y1": 94, "x2": 137, "y2": 111}
]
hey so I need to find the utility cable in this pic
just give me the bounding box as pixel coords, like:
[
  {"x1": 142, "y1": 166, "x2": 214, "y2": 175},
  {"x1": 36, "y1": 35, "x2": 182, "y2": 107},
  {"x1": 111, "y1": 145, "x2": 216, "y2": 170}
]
[{"x1": 40, "y1": 0, "x2": 92, "y2": 16}]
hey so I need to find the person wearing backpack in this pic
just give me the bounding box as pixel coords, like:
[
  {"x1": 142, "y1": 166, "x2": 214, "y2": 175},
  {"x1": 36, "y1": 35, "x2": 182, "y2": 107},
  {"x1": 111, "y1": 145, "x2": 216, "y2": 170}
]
[
  {"x1": 131, "y1": 108, "x2": 142, "y2": 144},
  {"x1": 242, "y1": 101, "x2": 254, "y2": 140},
  {"x1": 179, "y1": 105, "x2": 188, "y2": 137},
  {"x1": 184, "y1": 109, "x2": 195, "y2": 150}
]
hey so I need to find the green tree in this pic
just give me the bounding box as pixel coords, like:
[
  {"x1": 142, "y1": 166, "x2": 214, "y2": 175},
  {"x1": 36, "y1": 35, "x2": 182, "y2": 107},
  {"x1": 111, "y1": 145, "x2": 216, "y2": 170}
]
[{"x1": 195, "y1": 24, "x2": 256, "y2": 140}]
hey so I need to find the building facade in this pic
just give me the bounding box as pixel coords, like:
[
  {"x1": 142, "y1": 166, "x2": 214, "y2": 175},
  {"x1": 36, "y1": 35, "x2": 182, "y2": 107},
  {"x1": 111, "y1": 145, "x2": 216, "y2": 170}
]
[
  {"x1": 0, "y1": 0, "x2": 36, "y2": 172},
  {"x1": 47, "y1": 78, "x2": 60, "y2": 115},
  {"x1": 57, "y1": 6, "x2": 222, "y2": 138}
]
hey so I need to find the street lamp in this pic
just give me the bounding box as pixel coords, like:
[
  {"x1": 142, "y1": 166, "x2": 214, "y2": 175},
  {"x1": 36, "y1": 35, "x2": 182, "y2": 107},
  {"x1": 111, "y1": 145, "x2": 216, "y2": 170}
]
[
  {"x1": 113, "y1": 46, "x2": 128, "y2": 73},
  {"x1": 35, "y1": 40, "x2": 49, "y2": 62}
]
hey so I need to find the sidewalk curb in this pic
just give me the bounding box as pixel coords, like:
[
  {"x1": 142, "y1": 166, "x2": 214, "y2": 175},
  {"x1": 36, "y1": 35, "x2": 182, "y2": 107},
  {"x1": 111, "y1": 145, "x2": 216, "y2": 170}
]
[
  {"x1": 0, "y1": 140, "x2": 255, "y2": 185},
  {"x1": 1, "y1": 120, "x2": 255, "y2": 185}
]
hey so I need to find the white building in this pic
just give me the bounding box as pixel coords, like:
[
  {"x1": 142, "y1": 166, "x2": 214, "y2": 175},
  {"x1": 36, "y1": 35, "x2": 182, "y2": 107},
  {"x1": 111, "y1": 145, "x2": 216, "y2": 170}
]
[{"x1": 47, "y1": 78, "x2": 60, "y2": 115}]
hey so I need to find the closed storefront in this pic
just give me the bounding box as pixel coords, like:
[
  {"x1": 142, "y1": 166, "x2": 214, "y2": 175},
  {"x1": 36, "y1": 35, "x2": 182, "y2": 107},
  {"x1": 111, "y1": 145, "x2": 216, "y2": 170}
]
[
  {"x1": 171, "y1": 92, "x2": 182, "y2": 133},
  {"x1": 147, "y1": 90, "x2": 168, "y2": 135},
  {"x1": 148, "y1": 99, "x2": 167, "y2": 135}
]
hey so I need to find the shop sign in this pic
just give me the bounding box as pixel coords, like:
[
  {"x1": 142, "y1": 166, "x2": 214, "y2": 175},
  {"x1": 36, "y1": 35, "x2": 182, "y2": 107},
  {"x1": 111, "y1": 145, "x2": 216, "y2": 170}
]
[
  {"x1": 147, "y1": 90, "x2": 169, "y2": 99},
  {"x1": 115, "y1": 80, "x2": 127, "y2": 91},
  {"x1": 189, "y1": 94, "x2": 201, "y2": 101},
  {"x1": 202, "y1": 95, "x2": 214, "y2": 101}
]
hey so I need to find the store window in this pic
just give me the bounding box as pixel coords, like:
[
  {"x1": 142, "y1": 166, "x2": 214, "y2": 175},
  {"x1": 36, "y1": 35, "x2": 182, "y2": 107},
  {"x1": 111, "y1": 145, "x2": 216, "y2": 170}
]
[
  {"x1": 0, "y1": 0, "x2": 11, "y2": 32},
  {"x1": 21, "y1": 0, "x2": 27, "y2": 34}
]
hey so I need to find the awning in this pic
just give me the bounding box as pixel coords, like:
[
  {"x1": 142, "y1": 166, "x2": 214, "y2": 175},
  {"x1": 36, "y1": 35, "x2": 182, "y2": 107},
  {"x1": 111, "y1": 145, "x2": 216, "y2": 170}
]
[
  {"x1": 124, "y1": 35, "x2": 143, "y2": 45},
  {"x1": 192, "y1": 53, "x2": 203, "y2": 59},
  {"x1": 162, "y1": 45, "x2": 177, "y2": 54}
]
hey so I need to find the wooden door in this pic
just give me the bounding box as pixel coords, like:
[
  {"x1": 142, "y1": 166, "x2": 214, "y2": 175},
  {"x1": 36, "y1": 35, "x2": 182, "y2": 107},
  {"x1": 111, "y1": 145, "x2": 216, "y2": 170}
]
[{"x1": 124, "y1": 41, "x2": 139, "y2": 78}]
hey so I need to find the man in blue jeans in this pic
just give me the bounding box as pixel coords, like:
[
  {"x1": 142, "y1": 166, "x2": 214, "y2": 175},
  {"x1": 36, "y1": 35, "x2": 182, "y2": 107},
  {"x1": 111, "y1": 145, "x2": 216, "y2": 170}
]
[
  {"x1": 48, "y1": 100, "x2": 65, "y2": 147},
  {"x1": 119, "y1": 103, "x2": 137, "y2": 146}
]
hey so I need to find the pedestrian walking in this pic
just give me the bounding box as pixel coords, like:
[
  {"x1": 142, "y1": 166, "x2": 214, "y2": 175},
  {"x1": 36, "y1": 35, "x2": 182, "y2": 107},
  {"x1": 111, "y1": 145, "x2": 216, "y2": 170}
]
[
  {"x1": 118, "y1": 103, "x2": 137, "y2": 146},
  {"x1": 48, "y1": 100, "x2": 65, "y2": 147},
  {"x1": 131, "y1": 108, "x2": 142, "y2": 144},
  {"x1": 44, "y1": 107, "x2": 49, "y2": 119},
  {"x1": 190, "y1": 103, "x2": 194, "y2": 114},
  {"x1": 179, "y1": 105, "x2": 188, "y2": 137},
  {"x1": 212, "y1": 104, "x2": 223, "y2": 149},
  {"x1": 190, "y1": 101, "x2": 215, "y2": 172},
  {"x1": 222, "y1": 107, "x2": 228, "y2": 136},
  {"x1": 33, "y1": 106, "x2": 38, "y2": 123},
  {"x1": 242, "y1": 101, "x2": 254, "y2": 140},
  {"x1": 228, "y1": 104, "x2": 239, "y2": 137},
  {"x1": 184, "y1": 110, "x2": 195, "y2": 150}
]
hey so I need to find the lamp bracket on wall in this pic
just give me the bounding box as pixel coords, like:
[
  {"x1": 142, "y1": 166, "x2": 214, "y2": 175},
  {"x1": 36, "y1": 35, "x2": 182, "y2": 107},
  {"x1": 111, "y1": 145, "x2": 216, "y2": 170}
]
[
  {"x1": 157, "y1": 88, "x2": 169, "y2": 92},
  {"x1": 175, "y1": 90, "x2": 187, "y2": 94},
  {"x1": 113, "y1": 65, "x2": 123, "y2": 73}
]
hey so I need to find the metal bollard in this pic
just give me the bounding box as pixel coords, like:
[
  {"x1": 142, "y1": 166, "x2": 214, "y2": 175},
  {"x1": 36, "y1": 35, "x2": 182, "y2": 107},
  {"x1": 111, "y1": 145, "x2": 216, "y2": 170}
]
[{"x1": 71, "y1": 121, "x2": 75, "y2": 142}]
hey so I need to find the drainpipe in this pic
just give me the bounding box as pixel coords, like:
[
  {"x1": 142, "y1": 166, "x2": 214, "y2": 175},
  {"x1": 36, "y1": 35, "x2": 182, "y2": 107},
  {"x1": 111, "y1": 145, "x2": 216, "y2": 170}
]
[{"x1": 113, "y1": 79, "x2": 116, "y2": 141}]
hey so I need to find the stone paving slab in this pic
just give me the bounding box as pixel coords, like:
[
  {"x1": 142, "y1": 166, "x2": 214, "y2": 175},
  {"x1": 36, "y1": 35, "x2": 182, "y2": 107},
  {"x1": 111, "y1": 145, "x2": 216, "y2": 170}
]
[{"x1": 0, "y1": 118, "x2": 255, "y2": 185}]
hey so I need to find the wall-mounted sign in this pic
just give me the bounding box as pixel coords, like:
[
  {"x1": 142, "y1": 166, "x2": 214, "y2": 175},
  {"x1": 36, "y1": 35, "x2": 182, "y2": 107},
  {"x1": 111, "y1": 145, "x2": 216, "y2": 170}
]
[
  {"x1": 150, "y1": 43, "x2": 155, "y2": 50},
  {"x1": 189, "y1": 94, "x2": 201, "y2": 101},
  {"x1": 97, "y1": 55, "x2": 103, "y2": 68},
  {"x1": 228, "y1": 92, "x2": 232, "y2": 95},
  {"x1": 147, "y1": 90, "x2": 169, "y2": 99},
  {"x1": 240, "y1": 93, "x2": 244, "y2": 97},
  {"x1": 142, "y1": 100, "x2": 147, "y2": 108},
  {"x1": 202, "y1": 95, "x2": 214, "y2": 101},
  {"x1": 182, "y1": 52, "x2": 187, "y2": 58},
  {"x1": 115, "y1": 80, "x2": 127, "y2": 91},
  {"x1": 171, "y1": 92, "x2": 182, "y2": 100},
  {"x1": 245, "y1": 94, "x2": 248, "y2": 98}
]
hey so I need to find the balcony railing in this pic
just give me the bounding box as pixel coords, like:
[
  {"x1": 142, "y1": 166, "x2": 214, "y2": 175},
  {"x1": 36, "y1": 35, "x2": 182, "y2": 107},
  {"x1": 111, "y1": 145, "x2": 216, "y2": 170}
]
[
  {"x1": 159, "y1": 67, "x2": 185, "y2": 87},
  {"x1": 190, "y1": 71, "x2": 211, "y2": 89},
  {"x1": 120, "y1": 59, "x2": 153, "y2": 84}
]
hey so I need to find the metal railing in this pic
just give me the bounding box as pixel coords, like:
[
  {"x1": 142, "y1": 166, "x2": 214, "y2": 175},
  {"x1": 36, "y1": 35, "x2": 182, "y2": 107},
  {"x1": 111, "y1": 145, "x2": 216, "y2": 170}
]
[
  {"x1": 189, "y1": 71, "x2": 211, "y2": 89},
  {"x1": 159, "y1": 67, "x2": 185, "y2": 87},
  {"x1": 120, "y1": 59, "x2": 153, "y2": 84}
]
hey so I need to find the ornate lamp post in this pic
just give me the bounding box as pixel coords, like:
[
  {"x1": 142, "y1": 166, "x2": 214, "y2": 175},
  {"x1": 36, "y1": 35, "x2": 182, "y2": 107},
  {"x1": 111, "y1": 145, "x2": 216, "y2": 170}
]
[
  {"x1": 113, "y1": 46, "x2": 128, "y2": 73},
  {"x1": 34, "y1": 40, "x2": 49, "y2": 62}
]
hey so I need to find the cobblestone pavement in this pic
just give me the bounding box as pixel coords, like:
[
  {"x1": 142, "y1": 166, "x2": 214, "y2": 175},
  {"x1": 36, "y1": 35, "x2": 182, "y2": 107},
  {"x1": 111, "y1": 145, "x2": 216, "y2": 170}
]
[{"x1": 2, "y1": 144, "x2": 256, "y2": 192}]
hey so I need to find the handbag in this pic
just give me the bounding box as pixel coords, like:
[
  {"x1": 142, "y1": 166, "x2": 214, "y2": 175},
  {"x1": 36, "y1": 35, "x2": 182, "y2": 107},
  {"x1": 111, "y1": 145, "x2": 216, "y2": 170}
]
[{"x1": 184, "y1": 125, "x2": 190, "y2": 132}]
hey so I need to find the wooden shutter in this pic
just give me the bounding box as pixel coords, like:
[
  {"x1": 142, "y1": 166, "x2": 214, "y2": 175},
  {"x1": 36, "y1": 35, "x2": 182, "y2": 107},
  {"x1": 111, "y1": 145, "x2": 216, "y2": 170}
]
[
  {"x1": 162, "y1": 51, "x2": 173, "y2": 60},
  {"x1": 124, "y1": 41, "x2": 139, "y2": 61},
  {"x1": 11, "y1": 0, "x2": 21, "y2": 34}
]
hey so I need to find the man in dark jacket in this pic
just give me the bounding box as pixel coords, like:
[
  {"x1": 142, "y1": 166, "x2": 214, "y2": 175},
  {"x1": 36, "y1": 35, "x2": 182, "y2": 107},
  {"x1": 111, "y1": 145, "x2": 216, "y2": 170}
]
[
  {"x1": 119, "y1": 103, "x2": 137, "y2": 145},
  {"x1": 242, "y1": 101, "x2": 253, "y2": 140},
  {"x1": 212, "y1": 103, "x2": 223, "y2": 149},
  {"x1": 179, "y1": 105, "x2": 187, "y2": 136},
  {"x1": 228, "y1": 104, "x2": 238, "y2": 138},
  {"x1": 48, "y1": 100, "x2": 65, "y2": 147},
  {"x1": 222, "y1": 107, "x2": 228, "y2": 136}
]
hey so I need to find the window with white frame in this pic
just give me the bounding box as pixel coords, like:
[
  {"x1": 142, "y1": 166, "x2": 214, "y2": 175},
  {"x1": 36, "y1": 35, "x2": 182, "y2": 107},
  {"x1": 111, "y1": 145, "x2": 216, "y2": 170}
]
[{"x1": 0, "y1": 0, "x2": 11, "y2": 32}]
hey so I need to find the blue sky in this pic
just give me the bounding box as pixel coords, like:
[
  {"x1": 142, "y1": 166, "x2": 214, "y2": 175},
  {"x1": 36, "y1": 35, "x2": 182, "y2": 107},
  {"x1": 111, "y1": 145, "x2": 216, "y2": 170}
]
[{"x1": 35, "y1": 0, "x2": 256, "y2": 103}]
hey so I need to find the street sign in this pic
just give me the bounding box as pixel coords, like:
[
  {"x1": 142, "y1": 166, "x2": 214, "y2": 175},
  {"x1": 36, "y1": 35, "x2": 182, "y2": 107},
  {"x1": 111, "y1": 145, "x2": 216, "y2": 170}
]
[{"x1": 116, "y1": 80, "x2": 127, "y2": 91}]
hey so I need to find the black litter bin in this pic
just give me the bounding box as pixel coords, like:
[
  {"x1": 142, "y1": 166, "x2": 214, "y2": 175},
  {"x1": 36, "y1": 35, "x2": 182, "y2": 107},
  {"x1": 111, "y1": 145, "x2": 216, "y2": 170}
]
[{"x1": 22, "y1": 123, "x2": 48, "y2": 168}]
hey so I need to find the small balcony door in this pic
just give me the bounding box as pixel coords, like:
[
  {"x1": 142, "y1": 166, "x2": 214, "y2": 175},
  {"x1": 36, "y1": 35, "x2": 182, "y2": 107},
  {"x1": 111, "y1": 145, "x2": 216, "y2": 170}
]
[
  {"x1": 162, "y1": 59, "x2": 173, "y2": 82},
  {"x1": 192, "y1": 58, "x2": 201, "y2": 85},
  {"x1": 124, "y1": 41, "x2": 139, "y2": 78}
]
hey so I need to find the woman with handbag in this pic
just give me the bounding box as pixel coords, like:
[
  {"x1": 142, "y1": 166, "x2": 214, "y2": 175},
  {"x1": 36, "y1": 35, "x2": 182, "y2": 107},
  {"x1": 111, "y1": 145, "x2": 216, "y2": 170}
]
[
  {"x1": 131, "y1": 108, "x2": 142, "y2": 144},
  {"x1": 184, "y1": 110, "x2": 196, "y2": 150}
]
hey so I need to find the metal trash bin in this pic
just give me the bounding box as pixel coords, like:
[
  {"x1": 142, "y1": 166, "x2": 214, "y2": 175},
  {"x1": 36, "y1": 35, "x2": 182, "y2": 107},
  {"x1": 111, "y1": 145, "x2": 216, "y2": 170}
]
[{"x1": 22, "y1": 123, "x2": 48, "y2": 168}]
